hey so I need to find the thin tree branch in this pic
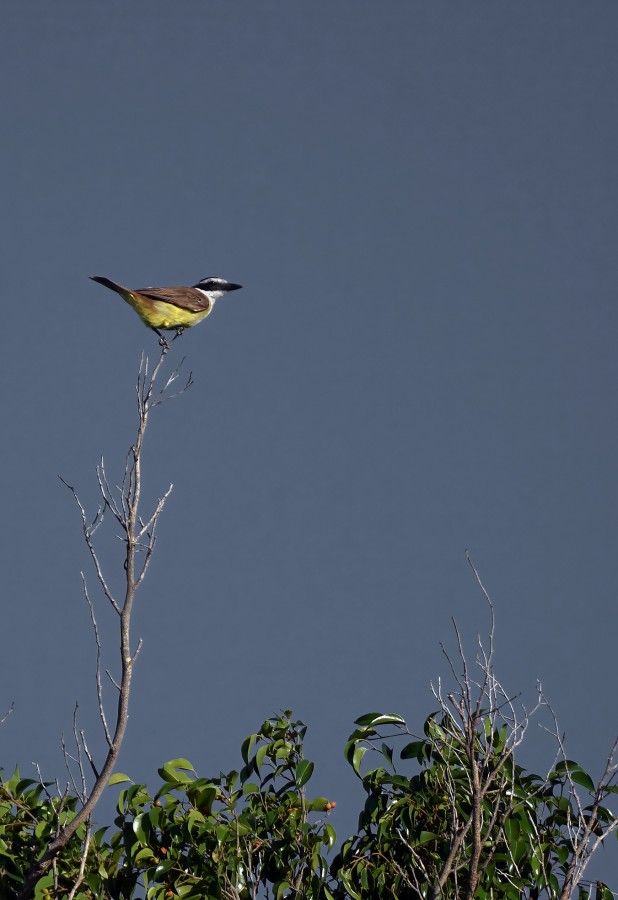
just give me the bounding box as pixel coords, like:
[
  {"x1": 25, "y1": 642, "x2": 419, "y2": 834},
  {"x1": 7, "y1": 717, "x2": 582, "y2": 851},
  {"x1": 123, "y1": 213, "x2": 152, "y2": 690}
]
[
  {"x1": 83, "y1": 574, "x2": 112, "y2": 747},
  {"x1": 0, "y1": 702, "x2": 14, "y2": 725},
  {"x1": 66, "y1": 820, "x2": 92, "y2": 900},
  {"x1": 19, "y1": 343, "x2": 192, "y2": 898}
]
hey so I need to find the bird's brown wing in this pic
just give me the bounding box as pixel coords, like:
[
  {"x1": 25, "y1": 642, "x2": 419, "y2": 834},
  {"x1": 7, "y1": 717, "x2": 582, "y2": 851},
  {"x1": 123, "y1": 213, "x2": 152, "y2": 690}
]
[{"x1": 135, "y1": 286, "x2": 209, "y2": 312}]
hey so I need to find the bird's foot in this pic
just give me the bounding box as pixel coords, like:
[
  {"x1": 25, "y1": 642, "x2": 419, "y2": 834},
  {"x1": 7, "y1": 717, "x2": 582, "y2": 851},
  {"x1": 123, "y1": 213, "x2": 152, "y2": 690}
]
[{"x1": 155, "y1": 331, "x2": 169, "y2": 352}]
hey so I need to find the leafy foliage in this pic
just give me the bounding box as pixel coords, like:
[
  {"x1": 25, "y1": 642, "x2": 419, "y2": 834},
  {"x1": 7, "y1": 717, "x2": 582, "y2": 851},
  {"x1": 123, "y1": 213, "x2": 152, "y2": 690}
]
[
  {"x1": 0, "y1": 709, "x2": 615, "y2": 899},
  {"x1": 331, "y1": 711, "x2": 617, "y2": 899},
  {"x1": 0, "y1": 713, "x2": 336, "y2": 899}
]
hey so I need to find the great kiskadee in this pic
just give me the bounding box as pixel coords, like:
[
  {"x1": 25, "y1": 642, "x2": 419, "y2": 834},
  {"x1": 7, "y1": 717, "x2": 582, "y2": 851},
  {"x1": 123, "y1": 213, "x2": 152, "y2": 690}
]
[{"x1": 90, "y1": 275, "x2": 242, "y2": 342}]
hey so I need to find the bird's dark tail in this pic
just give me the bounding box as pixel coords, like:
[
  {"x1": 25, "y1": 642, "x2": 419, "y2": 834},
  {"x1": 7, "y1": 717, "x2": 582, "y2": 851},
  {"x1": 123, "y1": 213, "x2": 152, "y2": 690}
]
[{"x1": 90, "y1": 275, "x2": 126, "y2": 294}]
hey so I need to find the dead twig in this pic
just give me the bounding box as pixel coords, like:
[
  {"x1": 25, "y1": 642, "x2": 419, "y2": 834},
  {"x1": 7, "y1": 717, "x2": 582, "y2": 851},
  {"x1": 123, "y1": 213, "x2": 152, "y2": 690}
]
[{"x1": 19, "y1": 344, "x2": 192, "y2": 898}]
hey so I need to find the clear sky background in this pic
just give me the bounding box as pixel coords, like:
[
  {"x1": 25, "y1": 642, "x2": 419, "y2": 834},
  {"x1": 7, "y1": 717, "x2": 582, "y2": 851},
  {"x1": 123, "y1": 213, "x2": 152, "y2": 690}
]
[{"x1": 2, "y1": 1, "x2": 618, "y2": 886}]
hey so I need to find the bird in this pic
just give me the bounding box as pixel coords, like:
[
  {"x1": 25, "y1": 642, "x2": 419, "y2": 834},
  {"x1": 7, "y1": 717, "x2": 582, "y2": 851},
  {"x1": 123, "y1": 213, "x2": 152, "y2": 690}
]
[{"x1": 90, "y1": 274, "x2": 242, "y2": 344}]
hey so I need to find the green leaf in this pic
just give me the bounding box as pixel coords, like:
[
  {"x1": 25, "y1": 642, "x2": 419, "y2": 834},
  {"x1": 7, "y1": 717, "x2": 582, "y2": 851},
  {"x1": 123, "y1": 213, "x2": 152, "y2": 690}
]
[
  {"x1": 109, "y1": 772, "x2": 132, "y2": 786},
  {"x1": 351, "y1": 746, "x2": 368, "y2": 777},
  {"x1": 415, "y1": 830, "x2": 438, "y2": 846},
  {"x1": 175, "y1": 887, "x2": 201, "y2": 899},
  {"x1": 241, "y1": 733, "x2": 258, "y2": 764},
  {"x1": 154, "y1": 859, "x2": 174, "y2": 877},
  {"x1": 400, "y1": 740, "x2": 427, "y2": 761},
  {"x1": 187, "y1": 809, "x2": 206, "y2": 833},
  {"x1": 355, "y1": 712, "x2": 406, "y2": 727},
  {"x1": 389, "y1": 774, "x2": 411, "y2": 789},
  {"x1": 166, "y1": 757, "x2": 194, "y2": 770},
  {"x1": 239, "y1": 763, "x2": 253, "y2": 784},
  {"x1": 380, "y1": 743, "x2": 394, "y2": 767},
  {"x1": 255, "y1": 742, "x2": 269, "y2": 771},
  {"x1": 195, "y1": 786, "x2": 217, "y2": 812},
  {"x1": 274, "y1": 740, "x2": 293, "y2": 759},
  {"x1": 33, "y1": 872, "x2": 55, "y2": 899},
  {"x1": 132, "y1": 812, "x2": 151, "y2": 846},
  {"x1": 34, "y1": 819, "x2": 49, "y2": 839},
  {"x1": 146, "y1": 886, "x2": 165, "y2": 900},
  {"x1": 338, "y1": 870, "x2": 362, "y2": 900},
  {"x1": 554, "y1": 759, "x2": 581, "y2": 774},
  {"x1": 116, "y1": 788, "x2": 128, "y2": 814},
  {"x1": 494, "y1": 722, "x2": 508, "y2": 750},
  {"x1": 158, "y1": 762, "x2": 192, "y2": 784},
  {"x1": 323, "y1": 823, "x2": 337, "y2": 849},
  {"x1": 295, "y1": 759, "x2": 314, "y2": 788},
  {"x1": 570, "y1": 769, "x2": 595, "y2": 792}
]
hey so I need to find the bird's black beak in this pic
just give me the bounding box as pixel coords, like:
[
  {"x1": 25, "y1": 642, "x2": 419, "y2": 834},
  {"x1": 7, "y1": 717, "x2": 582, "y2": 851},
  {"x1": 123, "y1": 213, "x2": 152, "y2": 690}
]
[{"x1": 226, "y1": 283, "x2": 242, "y2": 292}]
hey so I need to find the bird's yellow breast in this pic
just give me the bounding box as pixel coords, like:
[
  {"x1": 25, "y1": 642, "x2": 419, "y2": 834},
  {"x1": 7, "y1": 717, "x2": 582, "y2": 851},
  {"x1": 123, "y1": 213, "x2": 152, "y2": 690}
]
[{"x1": 125, "y1": 292, "x2": 212, "y2": 330}]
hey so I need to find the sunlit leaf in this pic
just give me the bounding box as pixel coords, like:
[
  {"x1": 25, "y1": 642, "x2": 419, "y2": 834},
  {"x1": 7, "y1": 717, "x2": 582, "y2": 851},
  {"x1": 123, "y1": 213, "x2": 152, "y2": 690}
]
[
  {"x1": 355, "y1": 712, "x2": 406, "y2": 727},
  {"x1": 158, "y1": 762, "x2": 192, "y2": 785},
  {"x1": 169, "y1": 758, "x2": 193, "y2": 770},
  {"x1": 323, "y1": 823, "x2": 337, "y2": 849},
  {"x1": 109, "y1": 772, "x2": 131, "y2": 786},
  {"x1": 132, "y1": 813, "x2": 151, "y2": 846}
]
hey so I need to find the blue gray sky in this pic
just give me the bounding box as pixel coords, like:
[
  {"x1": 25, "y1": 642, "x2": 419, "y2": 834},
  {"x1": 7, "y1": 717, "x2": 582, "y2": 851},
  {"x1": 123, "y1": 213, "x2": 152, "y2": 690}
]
[{"x1": 2, "y1": 2, "x2": 618, "y2": 884}]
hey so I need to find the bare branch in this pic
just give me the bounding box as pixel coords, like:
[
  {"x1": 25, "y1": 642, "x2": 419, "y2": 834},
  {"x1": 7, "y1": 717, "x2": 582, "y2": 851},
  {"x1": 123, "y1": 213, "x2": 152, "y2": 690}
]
[
  {"x1": 71, "y1": 703, "x2": 87, "y2": 804},
  {"x1": 151, "y1": 356, "x2": 194, "y2": 407},
  {"x1": 82, "y1": 574, "x2": 112, "y2": 747},
  {"x1": 59, "y1": 476, "x2": 121, "y2": 615},
  {"x1": 19, "y1": 344, "x2": 187, "y2": 898},
  {"x1": 136, "y1": 483, "x2": 174, "y2": 541},
  {"x1": 131, "y1": 638, "x2": 144, "y2": 666},
  {"x1": 80, "y1": 731, "x2": 99, "y2": 780},
  {"x1": 106, "y1": 669, "x2": 121, "y2": 692},
  {"x1": 60, "y1": 722, "x2": 81, "y2": 800},
  {"x1": 97, "y1": 458, "x2": 124, "y2": 526},
  {"x1": 66, "y1": 820, "x2": 92, "y2": 900},
  {"x1": 0, "y1": 701, "x2": 14, "y2": 725},
  {"x1": 465, "y1": 551, "x2": 495, "y2": 718}
]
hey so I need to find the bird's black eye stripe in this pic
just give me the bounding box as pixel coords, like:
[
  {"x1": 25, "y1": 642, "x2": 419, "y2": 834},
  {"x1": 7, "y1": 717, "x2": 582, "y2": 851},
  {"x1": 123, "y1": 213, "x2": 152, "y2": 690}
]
[{"x1": 193, "y1": 278, "x2": 242, "y2": 291}]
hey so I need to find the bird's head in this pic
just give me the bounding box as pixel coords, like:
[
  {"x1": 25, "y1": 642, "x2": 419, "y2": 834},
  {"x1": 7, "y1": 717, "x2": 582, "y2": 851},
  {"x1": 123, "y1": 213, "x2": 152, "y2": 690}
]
[{"x1": 193, "y1": 277, "x2": 243, "y2": 303}]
